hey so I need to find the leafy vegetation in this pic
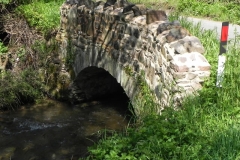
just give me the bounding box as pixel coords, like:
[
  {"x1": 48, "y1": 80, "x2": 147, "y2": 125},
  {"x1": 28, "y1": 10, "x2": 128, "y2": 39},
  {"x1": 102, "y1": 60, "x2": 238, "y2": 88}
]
[
  {"x1": 0, "y1": 0, "x2": 11, "y2": 4},
  {"x1": 0, "y1": 33, "x2": 44, "y2": 110},
  {"x1": 0, "y1": 0, "x2": 11, "y2": 10},
  {"x1": 177, "y1": 0, "x2": 240, "y2": 25},
  {"x1": 0, "y1": 41, "x2": 8, "y2": 55},
  {"x1": 15, "y1": 0, "x2": 65, "y2": 35},
  {"x1": 0, "y1": 41, "x2": 8, "y2": 74},
  {"x1": 133, "y1": 71, "x2": 159, "y2": 120},
  {"x1": 0, "y1": 69, "x2": 43, "y2": 110}
]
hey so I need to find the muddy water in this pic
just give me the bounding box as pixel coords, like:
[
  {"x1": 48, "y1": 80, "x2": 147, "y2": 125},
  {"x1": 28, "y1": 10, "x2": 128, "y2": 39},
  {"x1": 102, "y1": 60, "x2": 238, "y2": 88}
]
[{"x1": 0, "y1": 96, "x2": 131, "y2": 160}]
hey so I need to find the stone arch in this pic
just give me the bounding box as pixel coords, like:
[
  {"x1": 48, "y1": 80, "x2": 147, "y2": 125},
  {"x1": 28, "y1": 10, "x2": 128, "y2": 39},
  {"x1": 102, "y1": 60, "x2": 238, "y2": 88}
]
[
  {"x1": 70, "y1": 66, "x2": 126, "y2": 101},
  {"x1": 69, "y1": 66, "x2": 135, "y2": 116},
  {"x1": 57, "y1": 0, "x2": 211, "y2": 114},
  {"x1": 70, "y1": 43, "x2": 141, "y2": 107}
]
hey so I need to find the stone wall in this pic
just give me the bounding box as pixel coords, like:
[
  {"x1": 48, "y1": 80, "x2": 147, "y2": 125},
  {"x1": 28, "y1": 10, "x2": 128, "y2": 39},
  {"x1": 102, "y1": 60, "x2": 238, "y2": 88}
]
[{"x1": 56, "y1": 0, "x2": 211, "y2": 112}]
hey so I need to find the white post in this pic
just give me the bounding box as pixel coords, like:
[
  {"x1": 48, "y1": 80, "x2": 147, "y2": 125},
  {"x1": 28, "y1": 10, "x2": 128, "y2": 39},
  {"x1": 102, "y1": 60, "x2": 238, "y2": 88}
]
[
  {"x1": 216, "y1": 22, "x2": 229, "y2": 87},
  {"x1": 216, "y1": 55, "x2": 226, "y2": 87}
]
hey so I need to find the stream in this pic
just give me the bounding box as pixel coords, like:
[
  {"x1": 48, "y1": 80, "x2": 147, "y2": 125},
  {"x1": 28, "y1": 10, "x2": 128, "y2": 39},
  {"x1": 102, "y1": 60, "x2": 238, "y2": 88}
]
[{"x1": 0, "y1": 96, "x2": 132, "y2": 160}]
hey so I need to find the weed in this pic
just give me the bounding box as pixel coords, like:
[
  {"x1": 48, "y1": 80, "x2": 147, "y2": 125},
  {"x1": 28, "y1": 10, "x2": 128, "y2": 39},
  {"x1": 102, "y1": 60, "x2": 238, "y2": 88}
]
[{"x1": 0, "y1": 41, "x2": 8, "y2": 55}]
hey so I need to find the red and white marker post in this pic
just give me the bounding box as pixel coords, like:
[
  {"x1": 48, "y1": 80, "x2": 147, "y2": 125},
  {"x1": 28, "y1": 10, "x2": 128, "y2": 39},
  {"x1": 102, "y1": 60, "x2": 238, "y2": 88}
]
[{"x1": 216, "y1": 22, "x2": 229, "y2": 87}]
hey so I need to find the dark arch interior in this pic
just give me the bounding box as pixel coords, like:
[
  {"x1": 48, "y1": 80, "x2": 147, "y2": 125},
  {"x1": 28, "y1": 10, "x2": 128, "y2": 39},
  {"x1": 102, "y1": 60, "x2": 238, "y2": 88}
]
[
  {"x1": 69, "y1": 66, "x2": 134, "y2": 116},
  {"x1": 0, "y1": 29, "x2": 10, "y2": 45}
]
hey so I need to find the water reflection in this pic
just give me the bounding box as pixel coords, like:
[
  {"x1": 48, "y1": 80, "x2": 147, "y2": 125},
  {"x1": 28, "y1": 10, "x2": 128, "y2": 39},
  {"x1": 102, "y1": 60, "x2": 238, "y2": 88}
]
[{"x1": 0, "y1": 96, "x2": 131, "y2": 160}]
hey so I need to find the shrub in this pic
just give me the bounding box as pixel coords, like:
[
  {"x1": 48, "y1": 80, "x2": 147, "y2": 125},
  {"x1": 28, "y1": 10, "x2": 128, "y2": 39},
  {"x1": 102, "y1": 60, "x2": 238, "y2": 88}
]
[{"x1": 0, "y1": 69, "x2": 43, "y2": 110}]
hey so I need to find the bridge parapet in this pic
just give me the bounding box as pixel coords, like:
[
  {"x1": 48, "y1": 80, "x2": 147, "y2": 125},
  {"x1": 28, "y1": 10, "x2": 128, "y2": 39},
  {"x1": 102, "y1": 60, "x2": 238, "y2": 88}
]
[{"x1": 57, "y1": 0, "x2": 211, "y2": 111}]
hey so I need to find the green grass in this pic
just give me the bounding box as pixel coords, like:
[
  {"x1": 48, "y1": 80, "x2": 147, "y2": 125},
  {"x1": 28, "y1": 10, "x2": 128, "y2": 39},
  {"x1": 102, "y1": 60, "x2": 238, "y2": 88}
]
[
  {"x1": 177, "y1": 0, "x2": 240, "y2": 25},
  {"x1": 15, "y1": 0, "x2": 65, "y2": 35},
  {"x1": 86, "y1": 15, "x2": 240, "y2": 159},
  {"x1": 129, "y1": 0, "x2": 240, "y2": 25}
]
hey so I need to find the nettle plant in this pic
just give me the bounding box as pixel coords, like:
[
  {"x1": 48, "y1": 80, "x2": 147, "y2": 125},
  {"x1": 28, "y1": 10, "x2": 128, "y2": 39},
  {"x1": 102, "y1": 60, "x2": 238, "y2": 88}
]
[
  {"x1": 0, "y1": 41, "x2": 8, "y2": 54},
  {"x1": 0, "y1": 0, "x2": 11, "y2": 4},
  {"x1": 0, "y1": 41, "x2": 8, "y2": 73}
]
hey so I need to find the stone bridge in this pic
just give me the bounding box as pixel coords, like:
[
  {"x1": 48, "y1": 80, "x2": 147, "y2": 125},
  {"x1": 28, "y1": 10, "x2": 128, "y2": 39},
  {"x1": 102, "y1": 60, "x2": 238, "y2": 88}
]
[{"x1": 56, "y1": 0, "x2": 211, "y2": 113}]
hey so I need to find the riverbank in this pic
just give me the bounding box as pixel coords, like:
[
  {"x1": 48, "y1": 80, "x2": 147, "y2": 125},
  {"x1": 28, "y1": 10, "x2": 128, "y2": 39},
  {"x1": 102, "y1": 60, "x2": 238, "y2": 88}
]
[{"x1": 0, "y1": 0, "x2": 67, "y2": 109}]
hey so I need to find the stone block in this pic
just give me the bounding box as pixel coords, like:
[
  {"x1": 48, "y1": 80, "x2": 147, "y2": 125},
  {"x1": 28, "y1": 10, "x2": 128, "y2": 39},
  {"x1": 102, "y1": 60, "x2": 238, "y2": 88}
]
[
  {"x1": 171, "y1": 54, "x2": 190, "y2": 72},
  {"x1": 94, "y1": 3, "x2": 104, "y2": 12},
  {"x1": 110, "y1": 8, "x2": 123, "y2": 16},
  {"x1": 173, "y1": 72, "x2": 186, "y2": 80},
  {"x1": 132, "y1": 4, "x2": 147, "y2": 16},
  {"x1": 156, "y1": 30, "x2": 169, "y2": 44},
  {"x1": 177, "y1": 80, "x2": 200, "y2": 87},
  {"x1": 167, "y1": 54, "x2": 173, "y2": 61},
  {"x1": 148, "y1": 21, "x2": 162, "y2": 36},
  {"x1": 164, "y1": 43, "x2": 175, "y2": 56},
  {"x1": 176, "y1": 76, "x2": 204, "y2": 83},
  {"x1": 177, "y1": 81, "x2": 202, "y2": 93},
  {"x1": 186, "y1": 72, "x2": 197, "y2": 80},
  {"x1": 124, "y1": 11, "x2": 134, "y2": 22},
  {"x1": 157, "y1": 21, "x2": 180, "y2": 34},
  {"x1": 166, "y1": 27, "x2": 190, "y2": 43},
  {"x1": 124, "y1": 24, "x2": 132, "y2": 35},
  {"x1": 189, "y1": 52, "x2": 211, "y2": 71},
  {"x1": 111, "y1": 49, "x2": 120, "y2": 61},
  {"x1": 61, "y1": 17, "x2": 68, "y2": 24},
  {"x1": 146, "y1": 10, "x2": 167, "y2": 24},
  {"x1": 123, "y1": 4, "x2": 135, "y2": 14},
  {"x1": 132, "y1": 26, "x2": 140, "y2": 38},
  {"x1": 157, "y1": 54, "x2": 163, "y2": 66},
  {"x1": 131, "y1": 16, "x2": 146, "y2": 26},
  {"x1": 172, "y1": 52, "x2": 210, "y2": 73},
  {"x1": 170, "y1": 36, "x2": 205, "y2": 54},
  {"x1": 170, "y1": 61, "x2": 189, "y2": 72},
  {"x1": 197, "y1": 71, "x2": 211, "y2": 79}
]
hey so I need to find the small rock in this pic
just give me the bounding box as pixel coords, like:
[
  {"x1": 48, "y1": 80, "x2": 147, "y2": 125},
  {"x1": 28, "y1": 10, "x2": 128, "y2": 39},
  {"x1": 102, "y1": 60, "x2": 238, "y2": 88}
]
[
  {"x1": 166, "y1": 27, "x2": 190, "y2": 43},
  {"x1": 146, "y1": 10, "x2": 167, "y2": 24},
  {"x1": 157, "y1": 21, "x2": 180, "y2": 34},
  {"x1": 131, "y1": 4, "x2": 147, "y2": 16}
]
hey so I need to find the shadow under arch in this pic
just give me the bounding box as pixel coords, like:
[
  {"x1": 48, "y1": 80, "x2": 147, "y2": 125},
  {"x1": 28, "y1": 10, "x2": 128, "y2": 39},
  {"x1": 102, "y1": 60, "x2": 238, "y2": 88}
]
[{"x1": 69, "y1": 66, "x2": 134, "y2": 117}]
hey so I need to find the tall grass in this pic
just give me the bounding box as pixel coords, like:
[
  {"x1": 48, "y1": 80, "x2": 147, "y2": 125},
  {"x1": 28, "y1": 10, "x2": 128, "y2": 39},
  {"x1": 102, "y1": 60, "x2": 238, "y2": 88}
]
[{"x1": 128, "y1": 0, "x2": 240, "y2": 25}]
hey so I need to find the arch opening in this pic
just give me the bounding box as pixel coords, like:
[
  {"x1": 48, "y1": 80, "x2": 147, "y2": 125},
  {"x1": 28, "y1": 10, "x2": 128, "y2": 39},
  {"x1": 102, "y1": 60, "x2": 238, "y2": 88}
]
[
  {"x1": 0, "y1": 21, "x2": 10, "y2": 45},
  {"x1": 69, "y1": 66, "x2": 134, "y2": 117},
  {"x1": 0, "y1": 31, "x2": 9, "y2": 45}
]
